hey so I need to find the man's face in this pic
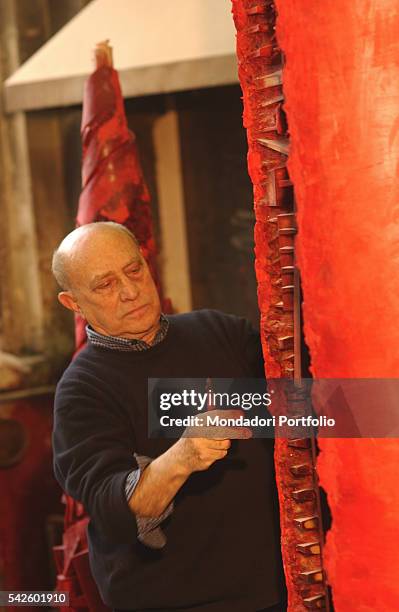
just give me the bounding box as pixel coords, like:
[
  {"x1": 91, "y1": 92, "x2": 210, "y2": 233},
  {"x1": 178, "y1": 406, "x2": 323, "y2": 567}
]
[{"x1": 61, "y1": 230, "x2": 161, "y2": 340}]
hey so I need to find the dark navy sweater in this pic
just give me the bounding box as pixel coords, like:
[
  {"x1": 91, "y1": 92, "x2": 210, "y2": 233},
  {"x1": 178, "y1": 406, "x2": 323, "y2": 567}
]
[{"x1": 53, "y1": 310, "x2": 285, "y2": 612}]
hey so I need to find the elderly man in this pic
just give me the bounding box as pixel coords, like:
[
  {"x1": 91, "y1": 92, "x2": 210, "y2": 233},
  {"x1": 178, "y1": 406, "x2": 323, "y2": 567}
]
[{"x1": 52, "y1": 222, "x2": 286, "y2": 612}]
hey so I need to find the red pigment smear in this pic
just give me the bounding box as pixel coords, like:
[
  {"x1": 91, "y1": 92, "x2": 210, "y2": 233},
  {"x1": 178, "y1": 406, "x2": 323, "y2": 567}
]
[{"x1": 275, "y1": 1, "x2": 399, "y2": 610}]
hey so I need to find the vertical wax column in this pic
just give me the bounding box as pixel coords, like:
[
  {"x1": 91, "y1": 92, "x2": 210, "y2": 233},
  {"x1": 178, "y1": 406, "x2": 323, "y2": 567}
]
[
  {"x1": 275, "y1": 1, "x2": 399, "y2": 610},
  {"x1": 231, "y1": 2, "x2": 328, "y2": 610}
]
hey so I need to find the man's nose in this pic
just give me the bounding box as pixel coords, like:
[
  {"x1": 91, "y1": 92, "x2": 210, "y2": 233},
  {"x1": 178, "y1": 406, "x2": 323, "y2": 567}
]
[{"x1": 119, "y1": 278, "x2": 139, "y2": 301}]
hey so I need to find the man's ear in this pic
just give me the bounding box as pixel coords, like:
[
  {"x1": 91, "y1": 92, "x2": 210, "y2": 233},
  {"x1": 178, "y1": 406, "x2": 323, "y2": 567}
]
[{"x1": 58, "y1": 291, "x2": 82, "y2": 314}]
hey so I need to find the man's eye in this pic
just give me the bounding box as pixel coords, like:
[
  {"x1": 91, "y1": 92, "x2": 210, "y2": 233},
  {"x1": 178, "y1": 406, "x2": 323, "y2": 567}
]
[
  {"x1": 97, "y1": 281, "x2": 112, "y2": 290},
  {"x1": 128, "y1": 266, "x2": 141, "y2": 274}
]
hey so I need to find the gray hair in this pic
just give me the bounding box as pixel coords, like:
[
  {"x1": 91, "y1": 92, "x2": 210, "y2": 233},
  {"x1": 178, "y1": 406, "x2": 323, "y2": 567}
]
[{"x1": 52, "y1": 222, "x2": 140, "y2": 290}]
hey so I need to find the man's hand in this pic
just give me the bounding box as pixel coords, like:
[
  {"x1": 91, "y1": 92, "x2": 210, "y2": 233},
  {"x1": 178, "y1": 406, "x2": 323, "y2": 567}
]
[
  {"x1": 173, "y1": 437, "x2": 231, "y2": 473},
  {"x1": 173, "y1": 409, "x2": 252, "y2": 474},
  {"x1": 129, "y1": 409, "x2": 251, "y2": 518}
]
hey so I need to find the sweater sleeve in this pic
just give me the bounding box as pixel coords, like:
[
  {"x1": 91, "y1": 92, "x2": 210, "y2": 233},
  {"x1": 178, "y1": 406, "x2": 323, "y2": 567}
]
[
  {"x1": 238, "y1": 317, "x2": 265, "y2": 378},
  {"x1": 52, "y1": 368, "x2": 139, "y2": 544},
  {"x1": 213, "y1": 310, "x2": 265, "y2": 377}
]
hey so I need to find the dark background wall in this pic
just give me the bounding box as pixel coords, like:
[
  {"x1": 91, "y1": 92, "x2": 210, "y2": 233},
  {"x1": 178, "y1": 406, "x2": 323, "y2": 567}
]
[{"x1": 177, "y1": 85, "x2": 258, "y2": 325}]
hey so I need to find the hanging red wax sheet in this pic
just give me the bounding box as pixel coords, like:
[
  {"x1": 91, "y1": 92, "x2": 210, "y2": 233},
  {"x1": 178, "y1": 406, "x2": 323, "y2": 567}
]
[{"x1": 275, "y1": 1, "x2": 399, "y2": 609}]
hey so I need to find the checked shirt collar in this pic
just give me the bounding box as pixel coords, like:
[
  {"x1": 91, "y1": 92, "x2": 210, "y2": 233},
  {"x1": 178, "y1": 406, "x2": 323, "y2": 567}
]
[{"x1": 86, "y1": 313, "x2": 169, "y2": 352}]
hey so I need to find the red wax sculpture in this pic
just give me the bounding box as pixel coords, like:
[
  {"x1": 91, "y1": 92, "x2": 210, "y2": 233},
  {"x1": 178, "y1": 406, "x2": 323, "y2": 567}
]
[
  {"x1": 75, "y1": 41, "x2": 168, "y2": 350},
  {"x1": 275, "y1": 1, "x2": 399, "y2": 610}
]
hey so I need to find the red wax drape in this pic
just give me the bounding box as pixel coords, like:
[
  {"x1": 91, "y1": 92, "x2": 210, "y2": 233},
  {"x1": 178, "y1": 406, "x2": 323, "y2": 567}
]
[{"x1": 275, "y1": 1, "x2": 399, "y2": 610}]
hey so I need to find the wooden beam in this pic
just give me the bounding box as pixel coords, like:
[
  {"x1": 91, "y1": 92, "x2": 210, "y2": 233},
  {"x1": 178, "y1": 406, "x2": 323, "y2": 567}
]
[
  {"x1": 153, "y1": 103, "x2": 192, "y2": 313},
  {"x1": 0, "y1": 0, "x2": 44, "y2": 353}
]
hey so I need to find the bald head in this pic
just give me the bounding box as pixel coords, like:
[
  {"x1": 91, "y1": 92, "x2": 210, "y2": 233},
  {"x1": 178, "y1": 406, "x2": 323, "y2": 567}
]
[
  {"x1": 52, "y1": 222, "x2": 139, "y2": 291},
  {"x1": 53, "y1": 221, "x2": 160, "y2": 341}
]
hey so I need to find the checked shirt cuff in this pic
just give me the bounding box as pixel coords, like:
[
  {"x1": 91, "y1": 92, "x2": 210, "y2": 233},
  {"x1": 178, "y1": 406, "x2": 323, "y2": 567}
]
[{"x1": 124, "y1": 453, "x2": 173, "y2": 549}]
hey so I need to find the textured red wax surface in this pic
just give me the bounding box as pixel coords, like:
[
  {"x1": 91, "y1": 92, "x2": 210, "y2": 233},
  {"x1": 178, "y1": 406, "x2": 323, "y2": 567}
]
[{"x1": 275, "y1": 1, "x2": 399, "y2": 609}]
